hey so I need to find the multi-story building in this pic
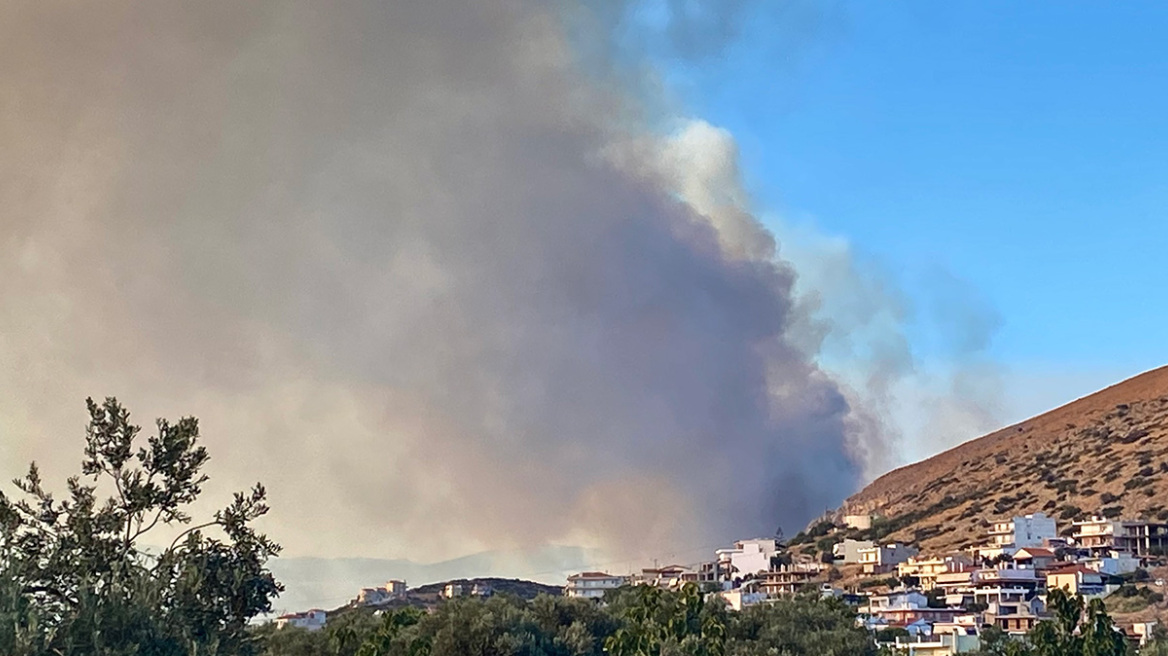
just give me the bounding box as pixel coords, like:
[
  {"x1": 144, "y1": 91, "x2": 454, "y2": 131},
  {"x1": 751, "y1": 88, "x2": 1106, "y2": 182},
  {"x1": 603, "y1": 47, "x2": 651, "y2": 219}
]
[
  {"x1": 984, "y1": 600, "x2": 1042, "y2": 635},
  {"x1": 758, "y1": 562, "x2": 823, "y2": 597},
  {"x1": 859, "y1": 543, "x2": 919, "y2": 575},
  {"x1": 564, "y1": 572, "x2": 628, "y2": 599},
  {"x1": 897, "y1": 555, "x2": 973, "y2": 590},
  {"x1": 1072, "y1": 517, "x2": 1168, "y2": 558},
  {"x1": 935, "y1": 570, "x2": 975, "y2": 608},
  {"x1": 984, "y1": 513, "x2": 1057, "y2": 557},
  {"x1": 716, "y1": 538, "x2": 781, "y2": 580},
  {"x1": 935, "y1": 567, "x2": 1039, "y2": 608}
]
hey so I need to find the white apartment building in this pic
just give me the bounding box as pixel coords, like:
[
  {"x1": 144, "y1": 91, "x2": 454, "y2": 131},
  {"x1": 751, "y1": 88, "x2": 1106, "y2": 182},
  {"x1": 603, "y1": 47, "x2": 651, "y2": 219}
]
[
  {"x1": 986, "y1": 513, "x2": 1057, "y2": 556},
  {"x1": 565, "y1": 572, "x2": 628, "y2": 599},
  {"x1": 716, "y1": 538, "x2": 780, "y2": 580}
]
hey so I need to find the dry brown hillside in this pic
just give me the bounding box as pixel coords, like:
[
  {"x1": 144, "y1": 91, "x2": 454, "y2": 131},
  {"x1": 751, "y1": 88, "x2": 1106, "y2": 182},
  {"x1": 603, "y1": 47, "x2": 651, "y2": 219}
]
[{"x1": 837, "y1": 366, "x2": 1168, "y2": 555}]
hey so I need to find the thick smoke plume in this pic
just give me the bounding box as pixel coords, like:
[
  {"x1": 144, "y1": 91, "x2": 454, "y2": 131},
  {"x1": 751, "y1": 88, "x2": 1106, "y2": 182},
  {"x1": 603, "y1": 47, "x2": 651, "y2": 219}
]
[{"x1": 0, "y1": 0, "x2": 871, "y2": 562}]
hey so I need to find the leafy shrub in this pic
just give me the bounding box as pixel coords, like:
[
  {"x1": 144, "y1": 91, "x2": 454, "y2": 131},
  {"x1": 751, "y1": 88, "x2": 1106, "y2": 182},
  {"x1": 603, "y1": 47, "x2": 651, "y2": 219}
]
[
  {"x1": 859, "y1": 577, "x2": 899, "y2": 590},
  {"x1": 875, "y1": 627, "x2": 909, "y2": 642},
  {"x1": 1124, "y1": 477, "x2": 1151, "y2": 490}
]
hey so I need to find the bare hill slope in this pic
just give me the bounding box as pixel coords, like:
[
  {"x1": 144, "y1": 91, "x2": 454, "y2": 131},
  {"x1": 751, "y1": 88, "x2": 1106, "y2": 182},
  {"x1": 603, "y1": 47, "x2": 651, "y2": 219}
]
[{"x1": 839, "y1": 366, "x2": 1168, "y2": 553}]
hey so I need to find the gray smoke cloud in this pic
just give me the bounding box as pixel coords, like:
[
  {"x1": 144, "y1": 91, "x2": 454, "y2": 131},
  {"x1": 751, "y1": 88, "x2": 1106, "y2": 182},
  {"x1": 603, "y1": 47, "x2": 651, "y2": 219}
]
[{"x1": 0, "y1": 0, "x2": 870, "y2": 563}]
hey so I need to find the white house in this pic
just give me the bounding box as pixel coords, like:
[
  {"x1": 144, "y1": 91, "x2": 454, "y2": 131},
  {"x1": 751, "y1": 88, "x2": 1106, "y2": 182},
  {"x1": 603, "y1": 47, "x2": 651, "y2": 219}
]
[
  {"x1": 859, "y1": 543, "x2": 919, "y2": 575},
  {"x1": 565, "y1": 572, "x2": 628, "y2": 599},
  {"x1": 716, "y1": 538, "x2": 780, "y2": 580},
  {"x1": 275, "y1": 609, "x2": 327, "y2": 631}
]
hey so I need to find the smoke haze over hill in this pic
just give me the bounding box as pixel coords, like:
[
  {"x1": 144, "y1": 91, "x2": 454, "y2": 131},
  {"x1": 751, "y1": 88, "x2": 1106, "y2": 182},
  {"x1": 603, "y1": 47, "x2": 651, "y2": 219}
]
[{"x1": 0, "y1": 0, "x2": 998, "y2": 565}]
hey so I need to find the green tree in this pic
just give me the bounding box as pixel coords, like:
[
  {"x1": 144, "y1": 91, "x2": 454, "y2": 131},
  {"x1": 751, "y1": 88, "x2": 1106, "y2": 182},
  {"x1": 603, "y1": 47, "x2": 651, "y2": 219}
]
[
  {"x1": 0, "y1": 397, "x2": 282, "y2": 656},
  {"x1": 355, "y1": 607, "x2": 431, "y2": 656},
  {"x1": 726, "y1": 593, "x2": 874, "y2": 656},
  {"x1": 604, "y1": 584, "x2": 726, "y2": 656},
  {"x1": 1027, "y1": 588, "x2": 1127, "y2": 656},
  {"x1": 975, "y1": 624, "x2": 1031, "y2": 656}
]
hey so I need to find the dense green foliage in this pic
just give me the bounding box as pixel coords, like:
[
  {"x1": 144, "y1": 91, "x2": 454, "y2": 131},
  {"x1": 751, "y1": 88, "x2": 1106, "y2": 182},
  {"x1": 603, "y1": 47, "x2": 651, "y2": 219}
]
[
  {"x1": 256, "y1": 588, "x2": 875, "y2": 656},
  {"x1": 0, "y1": 398, "x2": 282, "y2": 655}
]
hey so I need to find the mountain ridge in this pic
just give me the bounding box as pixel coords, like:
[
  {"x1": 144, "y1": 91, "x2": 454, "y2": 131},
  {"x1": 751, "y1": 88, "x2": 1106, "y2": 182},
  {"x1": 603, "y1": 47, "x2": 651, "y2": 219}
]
[{"x1": 837, "y1": 365, "x2": 1168, "y2": 553}]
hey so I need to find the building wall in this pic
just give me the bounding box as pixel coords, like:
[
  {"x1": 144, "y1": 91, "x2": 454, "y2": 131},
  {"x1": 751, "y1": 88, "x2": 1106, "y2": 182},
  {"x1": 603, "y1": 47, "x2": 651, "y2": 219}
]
[
  {"x1": 860, "y1": 544, "x2": 919, "y2": 574},
  {"x1": 1012, "y1": 513, "x2": 1057, "y2": 548},
  {"x1": 723, "y1": 539, "x2": 779, "y2": 578},
  {"x1": 834, "y1": 539, "x2": 874, "y2": 564},
  {"x1": 844, "y1": 514, "x2": 873, "y2": 530}
]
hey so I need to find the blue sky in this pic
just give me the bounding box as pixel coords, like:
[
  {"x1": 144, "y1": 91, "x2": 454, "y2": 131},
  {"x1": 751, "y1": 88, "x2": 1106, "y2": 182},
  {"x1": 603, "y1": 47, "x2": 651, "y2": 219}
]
[{"x1": 639, "y1": 1, "x2": 1168, "y2": 422}]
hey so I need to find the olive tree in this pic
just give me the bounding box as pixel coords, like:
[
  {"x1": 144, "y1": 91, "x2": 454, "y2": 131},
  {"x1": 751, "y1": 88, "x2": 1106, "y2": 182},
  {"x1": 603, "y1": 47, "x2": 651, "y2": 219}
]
[{"x1": 0, "y1": 397, "x2": 282, "y2": 655}]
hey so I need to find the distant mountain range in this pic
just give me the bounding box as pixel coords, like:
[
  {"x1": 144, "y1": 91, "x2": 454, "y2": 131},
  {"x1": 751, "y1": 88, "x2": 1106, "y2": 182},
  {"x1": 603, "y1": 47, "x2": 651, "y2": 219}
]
[
  {"x1": 267, "y1": 544, "x2": 601, "y2": 614},
  {"x1": 836, "y1": 365, "x2": 1168, "y2": 554}
]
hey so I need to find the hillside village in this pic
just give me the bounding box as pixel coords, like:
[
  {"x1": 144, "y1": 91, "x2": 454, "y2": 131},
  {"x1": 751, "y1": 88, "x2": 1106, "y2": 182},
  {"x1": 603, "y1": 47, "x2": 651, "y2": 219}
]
[
  {"x1": 276, "y1": 371, "x2": 1168, "y2": 654},
  {"x1": 277, "y1": 509, "x2": 1168, "y2": 654},
  {"x1": 561, "y1": 510, "x2": 1167, "y2": 653}
]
